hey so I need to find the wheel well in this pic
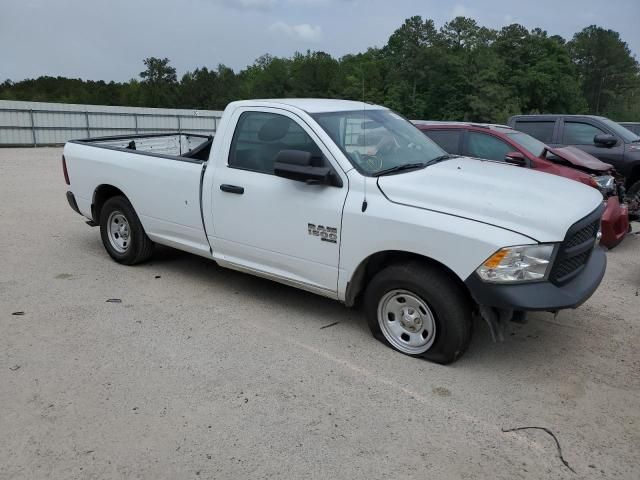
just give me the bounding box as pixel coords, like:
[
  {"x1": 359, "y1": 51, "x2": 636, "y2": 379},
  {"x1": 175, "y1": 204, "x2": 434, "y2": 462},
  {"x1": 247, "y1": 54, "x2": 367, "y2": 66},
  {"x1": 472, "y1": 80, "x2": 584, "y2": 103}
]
[
  {"x1": 344, "y1": 250, "x2": 471, "y2": 307},
  {"x1": 92, "y1": 185, "x2": 126, "y2": 223},
  {"x1": 626, "y1": 164, "x2": 640, "y2": 190}
]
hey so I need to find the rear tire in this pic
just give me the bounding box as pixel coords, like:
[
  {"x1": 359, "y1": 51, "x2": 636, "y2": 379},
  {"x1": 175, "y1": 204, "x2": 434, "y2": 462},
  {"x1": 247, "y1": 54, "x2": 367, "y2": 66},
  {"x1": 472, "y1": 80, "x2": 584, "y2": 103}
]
[
  {"x1": 99, "y1": 196, "x2": 154, "y2": 265},
  {"x1": 364, "y1": 261, "x2": 472, "y2": 364}
]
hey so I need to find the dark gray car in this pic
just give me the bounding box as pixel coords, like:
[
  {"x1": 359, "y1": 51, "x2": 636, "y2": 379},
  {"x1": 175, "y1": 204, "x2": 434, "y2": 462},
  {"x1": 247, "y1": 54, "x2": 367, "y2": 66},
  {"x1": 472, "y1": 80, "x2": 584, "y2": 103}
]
[{"x1": 508, "y1": 114, "x2": 640, "y2": 200}]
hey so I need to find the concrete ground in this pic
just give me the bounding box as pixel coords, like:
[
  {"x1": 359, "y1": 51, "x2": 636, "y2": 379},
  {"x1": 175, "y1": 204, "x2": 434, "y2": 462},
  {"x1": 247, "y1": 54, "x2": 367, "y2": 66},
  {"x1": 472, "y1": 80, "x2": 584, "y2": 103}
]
[{"x1": 1, "y1": 147, "x2": 639, "y2": 480}]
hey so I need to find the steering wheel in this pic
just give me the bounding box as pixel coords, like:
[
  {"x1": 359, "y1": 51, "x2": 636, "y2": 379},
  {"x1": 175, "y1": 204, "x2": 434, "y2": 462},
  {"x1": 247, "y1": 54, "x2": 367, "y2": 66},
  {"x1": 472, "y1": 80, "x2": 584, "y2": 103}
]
[
  {"x1": 375, "y1": 135, "x2": 400, "y2": 156},
  {"x1": 352, "y1": 150, "x2": 383, "y2": 172}
]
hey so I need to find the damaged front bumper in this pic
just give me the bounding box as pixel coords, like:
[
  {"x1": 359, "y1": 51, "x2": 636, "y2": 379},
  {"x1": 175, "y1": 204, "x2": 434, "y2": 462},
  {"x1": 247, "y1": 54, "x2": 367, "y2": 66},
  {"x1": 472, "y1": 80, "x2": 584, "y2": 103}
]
[
  {"x1": 465, "y1": 246, "x2": 606, "y2": 312},
  {"x1": 465, "y1": 247, "x2": 607, "y2": 340}
]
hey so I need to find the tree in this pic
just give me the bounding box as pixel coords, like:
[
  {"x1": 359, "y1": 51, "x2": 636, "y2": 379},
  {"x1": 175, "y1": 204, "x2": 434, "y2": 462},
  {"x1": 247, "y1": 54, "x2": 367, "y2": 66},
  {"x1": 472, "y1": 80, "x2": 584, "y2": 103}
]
[
  {"x1": 336, "y1": 49, "x2": 388, "y2": 105},
  {"x1": 238, "y1": 54, "x2": 292, "y2": 98},
  {"x1": 290, "y1": 51, "x2": 339, "y2": 97},
  {"x1": 140, "y1": 57, "x2": 177, "y2": 84},
  {"x1": 493, "y1": 25, "x2": 585, "y2": 115},
  {"x1": 430, "y1": 17, "x2": 512, "y2": 121},
  {"x1": 139, "y1": 57, "x2": 178, "y2": 107},
  {"x1": 383, "y1": 16, "x2": 438, "y2": 116},
  {"x1": 568, "y1": 25, "x2": 640, "y2": 117},
  {"x1": 2, "y1": 18, "x2": 638, "y2": 122}
]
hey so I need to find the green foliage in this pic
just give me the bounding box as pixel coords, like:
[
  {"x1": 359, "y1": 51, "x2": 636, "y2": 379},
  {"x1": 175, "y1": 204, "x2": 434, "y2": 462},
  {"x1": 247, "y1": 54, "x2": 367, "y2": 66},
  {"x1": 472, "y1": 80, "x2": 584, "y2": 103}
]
[
  {"x1": 568, "y1": 25, "x2": 640, "y2": 119},
  {"x1": 138, "y1": 57, "x2": 178, "y2": 107},
  {"x1": 1, "y1": 20, "x2": 638, "y2": 122}
]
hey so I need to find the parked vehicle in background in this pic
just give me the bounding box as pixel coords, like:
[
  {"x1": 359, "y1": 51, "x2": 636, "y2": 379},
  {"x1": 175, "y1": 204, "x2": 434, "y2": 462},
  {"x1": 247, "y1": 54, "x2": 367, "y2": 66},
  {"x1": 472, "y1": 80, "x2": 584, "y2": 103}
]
[
  {"x1": 63, "y1": 99, "x2": 608, "y2": 364},
  {"x1": 620, "y1": 122, "x2": 640, "y2": 136},
  {"x1": 414, "y1": 121, "x2": 629, "y2": 248},
  {"x1": 507, "y1": 115, "x2": 640, "y2": 214}
]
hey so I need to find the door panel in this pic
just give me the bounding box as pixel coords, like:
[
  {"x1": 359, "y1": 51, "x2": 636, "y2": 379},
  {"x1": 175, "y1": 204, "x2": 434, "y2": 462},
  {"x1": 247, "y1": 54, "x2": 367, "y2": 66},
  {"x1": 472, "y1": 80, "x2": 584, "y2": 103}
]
[{"x1": 211, "y1": 108, "x2": 347, "y2": 294}]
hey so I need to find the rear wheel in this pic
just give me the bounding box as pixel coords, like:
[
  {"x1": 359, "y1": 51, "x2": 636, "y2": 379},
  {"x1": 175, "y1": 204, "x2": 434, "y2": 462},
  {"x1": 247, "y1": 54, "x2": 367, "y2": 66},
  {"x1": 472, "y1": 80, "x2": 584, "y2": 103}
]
[
  {"x1": 99, "y1": 196, "x2": 154, "y2": 265},
  {"x1": 364, "y1": 261, "x2": 472, "y2": 364}
]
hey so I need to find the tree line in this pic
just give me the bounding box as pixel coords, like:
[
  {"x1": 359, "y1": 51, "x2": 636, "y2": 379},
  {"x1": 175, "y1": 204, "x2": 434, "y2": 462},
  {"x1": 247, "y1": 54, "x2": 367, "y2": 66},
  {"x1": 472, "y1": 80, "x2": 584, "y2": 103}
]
[{"x1": 1, "y1": 17, "x2": 639, "y2": 122}]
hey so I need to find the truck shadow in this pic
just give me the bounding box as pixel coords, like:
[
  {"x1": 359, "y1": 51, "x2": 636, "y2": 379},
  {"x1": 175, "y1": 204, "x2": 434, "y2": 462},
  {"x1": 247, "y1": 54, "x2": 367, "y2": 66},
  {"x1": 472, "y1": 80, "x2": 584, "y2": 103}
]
[{"x1": 146, "y1": 245, "x2": 585, "y2": 369}]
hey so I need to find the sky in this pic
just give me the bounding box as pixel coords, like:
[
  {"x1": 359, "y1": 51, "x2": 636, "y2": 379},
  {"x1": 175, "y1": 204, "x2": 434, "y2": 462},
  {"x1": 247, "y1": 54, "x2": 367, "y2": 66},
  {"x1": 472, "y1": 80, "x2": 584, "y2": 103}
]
[{"x1": 1, "y1": 0, "x2": 639, "y2": 82}]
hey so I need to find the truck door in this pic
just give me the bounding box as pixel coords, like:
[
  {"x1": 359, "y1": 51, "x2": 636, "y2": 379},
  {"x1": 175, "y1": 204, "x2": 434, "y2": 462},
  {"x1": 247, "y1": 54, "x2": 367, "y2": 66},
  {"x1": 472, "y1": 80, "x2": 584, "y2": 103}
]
[{"x1": 210, "y1": 108, "x2": 348, "y2": 297}]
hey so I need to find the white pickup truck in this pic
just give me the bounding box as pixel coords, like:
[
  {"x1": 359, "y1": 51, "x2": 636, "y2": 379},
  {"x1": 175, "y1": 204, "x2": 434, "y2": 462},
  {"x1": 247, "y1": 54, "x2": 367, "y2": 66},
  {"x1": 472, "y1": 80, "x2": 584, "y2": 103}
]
[{"x1": 63, "y1": 99, "x2": 607, "y2": 363}]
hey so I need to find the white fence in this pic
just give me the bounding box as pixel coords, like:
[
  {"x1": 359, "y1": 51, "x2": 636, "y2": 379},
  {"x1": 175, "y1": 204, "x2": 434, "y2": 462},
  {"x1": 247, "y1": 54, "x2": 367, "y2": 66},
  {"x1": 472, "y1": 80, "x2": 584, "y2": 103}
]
[{"x1": 0, "y1": 100, "x2": 223, "y2": 146}]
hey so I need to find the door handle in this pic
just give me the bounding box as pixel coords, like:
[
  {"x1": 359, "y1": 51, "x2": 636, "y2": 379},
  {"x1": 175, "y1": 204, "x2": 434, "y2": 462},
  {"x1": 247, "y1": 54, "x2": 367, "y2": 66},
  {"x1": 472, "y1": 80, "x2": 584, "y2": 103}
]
[{"x1": 220, "y1": 184, "x2": 244, "y2": 194}]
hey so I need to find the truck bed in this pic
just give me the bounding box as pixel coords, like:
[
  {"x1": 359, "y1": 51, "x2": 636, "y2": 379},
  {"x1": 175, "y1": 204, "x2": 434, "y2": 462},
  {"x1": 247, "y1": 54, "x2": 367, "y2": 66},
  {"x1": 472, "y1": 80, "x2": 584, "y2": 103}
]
[
  {"x1": 73, "y1": 133, "x2": 213, "y2": 161},
  {"x1": 64, "y1": 132, "x2": 214, "y2": 257}
]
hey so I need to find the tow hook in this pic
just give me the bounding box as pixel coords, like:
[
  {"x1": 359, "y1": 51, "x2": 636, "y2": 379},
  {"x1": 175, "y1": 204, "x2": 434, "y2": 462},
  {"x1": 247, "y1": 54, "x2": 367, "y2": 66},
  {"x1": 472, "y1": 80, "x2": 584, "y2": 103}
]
[{"x1": 478, "y1": 306, "x2": 527, "y2": 342}]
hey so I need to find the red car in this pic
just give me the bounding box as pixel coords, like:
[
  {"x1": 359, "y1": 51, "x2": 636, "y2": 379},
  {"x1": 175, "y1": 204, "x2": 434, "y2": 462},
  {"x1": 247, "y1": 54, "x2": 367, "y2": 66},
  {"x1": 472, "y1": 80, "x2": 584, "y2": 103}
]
[{"x1": 413, "y1": 122, "x2": 629, "y2": 248}]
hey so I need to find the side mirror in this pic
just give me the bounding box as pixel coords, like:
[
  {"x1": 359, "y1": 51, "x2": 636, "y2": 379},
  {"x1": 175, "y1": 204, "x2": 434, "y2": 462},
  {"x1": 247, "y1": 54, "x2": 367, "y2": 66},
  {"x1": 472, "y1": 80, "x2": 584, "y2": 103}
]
[
  {"x1": 504, "y1": 151, "x2": 527, "y2": 166},
  {"x1": 594, "y1": 134, "x2": 617, "y2": 147},
  {"x1": 274, "y1": 150, "x2": 342, "y2": 187}
]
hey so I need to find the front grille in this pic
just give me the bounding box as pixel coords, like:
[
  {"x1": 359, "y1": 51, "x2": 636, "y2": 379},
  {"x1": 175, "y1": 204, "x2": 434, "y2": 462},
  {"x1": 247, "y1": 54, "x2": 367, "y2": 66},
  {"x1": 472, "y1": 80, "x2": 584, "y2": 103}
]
[
  {"x1": 550, "y1": 205, "x2": 604, "y2": 285},
  {"x1": 565, "y1": 219, "x2": 600, "y2": 248},
  {"x1": 552, "y1": 251, "x2": 591, "y2": 281}
]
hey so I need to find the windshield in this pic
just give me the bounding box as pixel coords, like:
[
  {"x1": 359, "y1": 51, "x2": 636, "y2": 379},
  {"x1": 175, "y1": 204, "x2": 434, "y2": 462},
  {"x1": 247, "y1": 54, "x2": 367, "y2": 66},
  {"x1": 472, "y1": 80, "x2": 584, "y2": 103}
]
[
  {"x1": 598, "y1": 117, "x2": 640, "y2": 143},
  {"x1": 505, "y1": 131, "x2": 547, "y2": 157},
  {"x1": 312, "y1": 109, "x2": 446, "y2": 175}
]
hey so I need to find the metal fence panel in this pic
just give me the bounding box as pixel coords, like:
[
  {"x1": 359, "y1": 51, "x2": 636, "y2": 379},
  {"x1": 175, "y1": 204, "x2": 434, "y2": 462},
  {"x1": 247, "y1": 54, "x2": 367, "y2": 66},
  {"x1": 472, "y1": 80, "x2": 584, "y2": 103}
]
[{"x1": 0, "y1": 100, "x2": 223, "y2": 146}]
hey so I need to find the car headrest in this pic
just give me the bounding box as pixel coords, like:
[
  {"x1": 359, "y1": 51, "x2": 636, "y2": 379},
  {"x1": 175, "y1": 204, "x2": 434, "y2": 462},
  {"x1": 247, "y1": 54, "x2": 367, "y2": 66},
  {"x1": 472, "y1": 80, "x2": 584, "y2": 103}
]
[{"x1": 258, "y1": 117, "x2": 290, "y2": 142}]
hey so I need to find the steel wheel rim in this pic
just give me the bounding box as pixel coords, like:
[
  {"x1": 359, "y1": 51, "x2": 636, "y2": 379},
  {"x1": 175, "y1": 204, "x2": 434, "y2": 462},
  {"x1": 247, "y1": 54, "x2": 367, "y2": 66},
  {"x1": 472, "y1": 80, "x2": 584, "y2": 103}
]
[
  {"x1": 377, "y1": 289, "x2": 436, "y2": 355},
  {"x1": 107, "y1": 211, "x2": 131, "y2": 254}
]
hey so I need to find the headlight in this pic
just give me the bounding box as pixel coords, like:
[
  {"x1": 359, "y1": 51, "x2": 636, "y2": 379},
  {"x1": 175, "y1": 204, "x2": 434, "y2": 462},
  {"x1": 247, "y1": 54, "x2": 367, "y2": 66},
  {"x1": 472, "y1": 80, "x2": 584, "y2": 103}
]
[
  {"x1": 593, "y1": 175, "x2": 615, "y2": 194},
  {"x1": 476, "y1": 244, "x2": 556, "y2": 283}
]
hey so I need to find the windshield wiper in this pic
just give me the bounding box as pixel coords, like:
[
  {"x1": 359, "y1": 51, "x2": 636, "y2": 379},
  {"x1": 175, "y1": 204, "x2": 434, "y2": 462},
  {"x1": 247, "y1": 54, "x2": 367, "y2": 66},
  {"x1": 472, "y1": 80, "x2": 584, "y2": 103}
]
[
  {"x1": 372, "y1": 162, "x2": 426, "y2": 177},
  {"x1": 425, "y1": 154, "x2": 459, "y2": 166}
]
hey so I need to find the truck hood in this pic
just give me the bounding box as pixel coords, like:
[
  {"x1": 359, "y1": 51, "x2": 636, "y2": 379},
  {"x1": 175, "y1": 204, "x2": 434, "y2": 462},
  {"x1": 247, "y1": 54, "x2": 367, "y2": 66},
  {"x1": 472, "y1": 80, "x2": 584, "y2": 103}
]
[
  {"x1": 377, "y1": 157, "x2": 603, "y2": 242},
  {"x1": 547, "y1": 146, "x2": 612, "y2": 172}
]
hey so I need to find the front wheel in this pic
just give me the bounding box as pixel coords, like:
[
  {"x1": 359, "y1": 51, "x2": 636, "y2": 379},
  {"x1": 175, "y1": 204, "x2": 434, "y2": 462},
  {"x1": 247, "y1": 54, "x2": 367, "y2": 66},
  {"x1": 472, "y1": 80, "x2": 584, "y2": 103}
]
[
  {"x1": 99, "y1": 196, "x2": 154, "y2": 265},
  {"x1": 364, "y1": 262, "x2": 472, "y2": 364}
]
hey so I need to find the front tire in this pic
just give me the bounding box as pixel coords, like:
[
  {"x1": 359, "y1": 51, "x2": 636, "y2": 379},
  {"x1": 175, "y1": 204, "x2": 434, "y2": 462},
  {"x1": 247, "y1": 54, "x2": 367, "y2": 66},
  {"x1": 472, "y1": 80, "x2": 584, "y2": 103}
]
[
  {"x1": 99, "y1": 196, "x2": 154, "y2": 265},
  {"x1": 364, "y1": 261, "x2": 472, "y2": 364}
]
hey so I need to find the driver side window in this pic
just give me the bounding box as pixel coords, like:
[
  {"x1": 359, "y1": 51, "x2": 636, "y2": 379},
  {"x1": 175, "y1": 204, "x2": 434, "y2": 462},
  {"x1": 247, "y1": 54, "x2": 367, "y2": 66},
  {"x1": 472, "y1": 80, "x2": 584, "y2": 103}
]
[{"x1": 229, "y1": 111, "x2": 323, "y2": 174}]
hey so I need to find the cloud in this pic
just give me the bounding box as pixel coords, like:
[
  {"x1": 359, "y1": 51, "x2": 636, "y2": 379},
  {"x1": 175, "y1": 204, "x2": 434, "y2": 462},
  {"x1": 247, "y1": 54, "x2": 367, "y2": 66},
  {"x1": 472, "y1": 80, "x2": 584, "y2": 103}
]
[
  {"x1": 217, "y1": 0, "x2": 348, "y2": 9},
  {"x1": 451, "y1": 4, "x2": 471, "y2": 18},
  {"x1": 269, "y1": 21, "x2": 323, "y2": 41},
  {"x1": 219, "y1": 0, "x2": 277, "y2": 10}
]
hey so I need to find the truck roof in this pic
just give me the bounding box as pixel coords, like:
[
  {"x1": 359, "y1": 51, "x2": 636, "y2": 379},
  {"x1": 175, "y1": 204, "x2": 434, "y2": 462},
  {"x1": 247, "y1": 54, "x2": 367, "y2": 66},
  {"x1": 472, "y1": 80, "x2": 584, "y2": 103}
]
[
  {"x1": 509, "y1": 114, "x2": 610, "y2": 121},
  {"x1": 228, "y1": 98, "x2": 387, "y2": 114}
]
